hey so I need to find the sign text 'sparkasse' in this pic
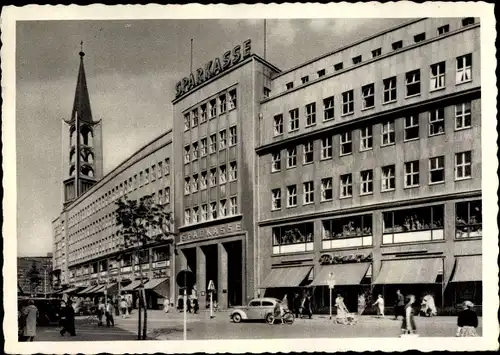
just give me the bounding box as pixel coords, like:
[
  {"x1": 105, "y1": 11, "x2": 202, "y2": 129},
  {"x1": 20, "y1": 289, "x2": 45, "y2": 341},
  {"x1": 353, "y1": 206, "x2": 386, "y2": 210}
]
[{"x1": 180, "y1": 222, "x2": 242, "y2": 243}]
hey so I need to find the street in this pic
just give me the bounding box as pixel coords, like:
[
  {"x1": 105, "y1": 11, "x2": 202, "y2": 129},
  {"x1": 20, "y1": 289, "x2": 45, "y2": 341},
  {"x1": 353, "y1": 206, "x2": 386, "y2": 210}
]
[{"x1": 35, "y1": 310, "x2": 482, "y2": 341}]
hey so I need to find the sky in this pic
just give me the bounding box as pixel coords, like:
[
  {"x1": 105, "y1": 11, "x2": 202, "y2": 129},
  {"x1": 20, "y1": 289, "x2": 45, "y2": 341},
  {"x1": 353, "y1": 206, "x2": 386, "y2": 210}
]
[{"x1": 16, "y1": 18, "x2": 410, "y2": 257}]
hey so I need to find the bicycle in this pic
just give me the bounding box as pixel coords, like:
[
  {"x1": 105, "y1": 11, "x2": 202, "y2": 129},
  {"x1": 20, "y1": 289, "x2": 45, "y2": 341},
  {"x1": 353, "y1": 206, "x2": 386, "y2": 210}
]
[{"x1": 266, "y1": 310, "x2": 295, "y2": 325}]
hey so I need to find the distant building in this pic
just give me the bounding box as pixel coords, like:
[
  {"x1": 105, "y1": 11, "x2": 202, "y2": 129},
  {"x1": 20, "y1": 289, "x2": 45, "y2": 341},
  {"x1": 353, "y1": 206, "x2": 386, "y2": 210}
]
[{"x1": 17, "y1": 254, "x2": 53, "y2": 296}]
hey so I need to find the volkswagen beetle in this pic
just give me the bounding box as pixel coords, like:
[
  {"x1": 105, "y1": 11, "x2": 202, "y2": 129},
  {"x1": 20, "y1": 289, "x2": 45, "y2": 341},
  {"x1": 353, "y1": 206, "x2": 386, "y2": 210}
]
[{"x1": 229, "y1": 297, "x2": 282, "y2": 323}]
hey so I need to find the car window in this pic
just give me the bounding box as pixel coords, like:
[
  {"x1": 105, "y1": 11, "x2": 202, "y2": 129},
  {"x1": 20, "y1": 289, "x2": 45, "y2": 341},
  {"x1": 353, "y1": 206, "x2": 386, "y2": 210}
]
[
  {"x1": 248, "y1": 301, "x2": 261, "y2": 307},
  {"x1": 261, "y1": 301, "x2": 274, "y2": 306}
]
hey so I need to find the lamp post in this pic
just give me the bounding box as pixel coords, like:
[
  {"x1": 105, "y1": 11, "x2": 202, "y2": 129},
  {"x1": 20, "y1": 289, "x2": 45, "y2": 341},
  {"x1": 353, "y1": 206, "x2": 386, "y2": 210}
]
[{"x1": 327, "y1": 272, "x2": 336, "y2": 320}]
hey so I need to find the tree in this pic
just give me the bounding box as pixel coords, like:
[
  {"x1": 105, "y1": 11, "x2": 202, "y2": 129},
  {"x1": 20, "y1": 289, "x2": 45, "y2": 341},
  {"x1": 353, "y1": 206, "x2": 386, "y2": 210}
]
[
  {"x1": 27, "y1": 261, "x2": 41, "y2": 297},
  {"x1": 115, "y1": 194, "x2": 176, "y2": 340}
]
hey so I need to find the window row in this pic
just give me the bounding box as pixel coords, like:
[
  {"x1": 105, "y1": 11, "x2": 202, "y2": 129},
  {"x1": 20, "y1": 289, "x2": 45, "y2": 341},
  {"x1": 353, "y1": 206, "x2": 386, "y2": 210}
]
[
  {"x1": 274, "y1": 53, "x2": 473, "y2": 135},
  {"x1": 184, "y1": 126, "x2": 237, "y2": 164},
  {"x1": 184, "y1": 163, "x2": 238, "y2": 195},
  {"x1": 184, "y1": 89, "x2": 237, "y2": 131},
  {"x1": 281, "y1": 19, "x2": 474, "y2": 95},
  {"x1": 184, "y1": 197, "x2": 238, "y2": 225},
  {"x1": 271, "y1": 151, "x2": 472, "y2": 209}
]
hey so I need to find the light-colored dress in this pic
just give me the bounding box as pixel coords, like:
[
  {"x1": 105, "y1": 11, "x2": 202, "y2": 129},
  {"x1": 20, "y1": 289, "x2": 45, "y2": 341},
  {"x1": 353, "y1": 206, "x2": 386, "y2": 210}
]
[
  {"x1": 335, "y1": 297, "x2": 347, "y2": 322},
  {"x1": 374, "y1": 297, "x2": 385, "y2": 315},
  {"x1": 163, "y1": 298, "x2": 170, "y2": 313},
  {"x1": 23, "y1": 305, "x2": 38, "y2": 337}
]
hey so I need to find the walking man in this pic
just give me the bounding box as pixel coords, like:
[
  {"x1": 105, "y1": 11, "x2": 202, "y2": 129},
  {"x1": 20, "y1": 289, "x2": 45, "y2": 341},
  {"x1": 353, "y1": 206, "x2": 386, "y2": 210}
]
[
  {"x1": 395, "y1": 290, "x2": 405, "y2": 320},
  {"x1": 97, "y1": 298, "x2": 105, "y2": 326},
  {"x1": 120, "y1": 297, "x2": 128, "y2": 319},
  {"x1": 106, "y1": 297, "x2": 115, "y2": 327},
  {"x1": 293, "y1": 293, "x2": 301, "y2": 319},
  {"x1": 60, "y1": 299, "x2": 76, "y2": 336}
]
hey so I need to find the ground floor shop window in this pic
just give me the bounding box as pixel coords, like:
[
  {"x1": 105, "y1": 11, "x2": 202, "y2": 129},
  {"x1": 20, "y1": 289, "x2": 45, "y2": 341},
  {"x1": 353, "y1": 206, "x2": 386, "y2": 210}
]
[
  {"x1": 152, "y1": 246, "x2": 170, "y2": 262},
  {"x1": 455, "y1": 200, "x2": 482, "y2": 238},
  {"x1": 272, "y1": 222, "x2": 314, "y2": 254},
  {"x1": 382, "y1": 205, "x2": 444, "y2": 244},
  {"x1": 322, "y1": 214, "x2": 372, "y2": 249}
]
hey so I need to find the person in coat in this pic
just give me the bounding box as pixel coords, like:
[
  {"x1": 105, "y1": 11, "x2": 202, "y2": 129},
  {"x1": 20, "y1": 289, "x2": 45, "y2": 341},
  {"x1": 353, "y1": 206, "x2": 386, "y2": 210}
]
[
  {"x1": 456, "y1": 300, "x2": 478, "y2": 337},
  {"x1": 97, "y1": 298, "x2": 105, "y2": 326},
  {"x1": 105, "y1": 298, "x2": 115, "y2": 327},
  {"x1": 120, "y1": 297, "x2": 128, "y2": 318},
  {"x1": 395, "y1": 290, "x2": 405, "y2": 320},
  {"x1": 60, "y1": 299, "x2": 76, "y2": 336},
  {"x1": 293, "y1": 293, "x2": 301, "y2": 318},
  {"x1": 22, "y1": 299, "x2": 38, "y2": 341},
  {"x1": 302, "y1": 294, "x2": 312, "y2": 319},
  {"x1": 373, "y1": 294, "x2": 385, "y2": 318}
]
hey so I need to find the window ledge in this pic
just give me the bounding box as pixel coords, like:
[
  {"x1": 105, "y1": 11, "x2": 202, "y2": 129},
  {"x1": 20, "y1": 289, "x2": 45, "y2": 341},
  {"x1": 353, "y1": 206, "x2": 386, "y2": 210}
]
[
  {"x1": 273, "y1": 133, "x2": 284, "y2": 138},
  {"x1": 381, "y1": 239, "x2": 445, "y2": 247},
  {"x1": 429, "y1": 181, "x2": 445, "y2": 186},
  {"x1": 429, "y1": 132, "x2": 445, "y2": 138},
  {"x1": 339, "y1": 195, "x2": 352, "y2": 200},
  {"x1": 271, "y1": 250, "x2": 314, "y2": 257},
  {"x1": 404, "y1": 185, "x2": 420, "y2": 189},
  {"x1": 361, "y1": 106, "x2": 375, "y2": 112},
  {"x1": 360, "y1": 192, "x2": 373, "y2": 196},
  {"x1": 455, "y1": 126, "x2": 472, "y2": 132},
  {"x1": 286, "y1": 205, "x2": 298, "y2": 209},
  {"x1": 381, "y1": 142, "x2": 395, "y2": 148},
  {"x1": 271, "y1": 169, "x2": 281, "y2": 174},
  {"x1": 360, "y1": 147, "x2": 373, "y2": 152},
  {"x1": 341, "y1": 112, "x2": 354, "y2": 117},
  {"x1": 455, "y1": 176, "x2": 472, "y2": 182},
  {"x1": 305, "y1": 123, "x2": 317, "y2": 128},
  {"x1": 382, "y1": 99, "x2": 397, "y2": 106},
  {"x1": 403, "y1": 137, "x2": 419, "y2": 143},
  {"x1": 454, "y1": 236, "x2": 482, "y2": 242},
  {"x1": 456, "y1": 79, "x2": 473, "y2": 86},
  {"x1": 320, "y1": 156, "x2": 333, "y2": 161},
  {"x1": 381, "y1": 188, "x2": 396, "y2": 193},
  {"x1": 430, "y1": 86, "x2": 446, "y2": 93},
  {"x1": 303, "y1": 161, "x2": 314, "y2": 166},
  {"x1": 323, "y1": 118, "x2": 335, "y2": 123},
  {"x1": 405, "y1": 93, "x2": 421, "y2": 99},
  {"x1": 286, "y1": 166, "x2": 297, "y2": 170},
  {"x1": 303, "y1": 202, "x2": 314, "y2": 206},
  {"x1": 320, "y1": 198, "x2": 333, "y2": 203},
  {"x1": 289, "y1": 129, "x2": 299, "y2": 133},
  {"x1": 340, "y1": 153, "x2": 353, "y2": 157}
]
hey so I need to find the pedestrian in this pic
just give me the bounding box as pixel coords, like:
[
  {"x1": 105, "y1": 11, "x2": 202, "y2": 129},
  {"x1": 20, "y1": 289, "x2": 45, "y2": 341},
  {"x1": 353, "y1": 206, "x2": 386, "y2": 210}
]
[
  {"x1": 114, "y1": 296, "x2": 120, "y2": 317},
  {"x1": 373, "y1": 294, "x2": 385, "y2": 318},
  {"x1": 273, "y1": 300, "x2": 285, "y2": 325},
  {"x1": 282, "y1": 294, "x2": 288, "y2": 310},
  {"x1": 22, "y1": 299, "x2": 38, "y2": 342},
  {"x1": 401, "y1": 295, "x2": 417, "y2": 336},
  {"x1": 120, "y1": 297, "x2": 128, "y2": 318},
  {"x1": 357, "y1": 293, "x2": 366, "y2": 316},
  {"x1": 106, "y1": 298, "x2": 115, "y2": 327},
  {"x1": 163, "y1": 297, "x2": 170, "y2": 313},
  {"x1": 60, "y1": 299, "x2": 76, "y2": 336},
  {"x1": 293, "y1": 293, "x2": 301, "y2": 319},
  {"x1": 302, "y1": 294, "x2": 312, "y2": 319},
  {"x1": 126, "y1": 295, "x2": 132, "y2": 315},
  {"x1": 456, "y1": 301, "x2": 478, "y2": 337},
  {"x1": 423, "y1": 293, "x2": 437, "y2": 317},
  {"x1": 395, "y1": 290, "x2": 405, "y2": 320},
  {"x1": 97, "y1": 297, "x2": 105, "y2": 326}
]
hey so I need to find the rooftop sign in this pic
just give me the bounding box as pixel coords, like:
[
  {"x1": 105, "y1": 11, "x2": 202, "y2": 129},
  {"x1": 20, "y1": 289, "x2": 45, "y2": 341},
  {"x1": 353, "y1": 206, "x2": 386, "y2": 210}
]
[{"x1": 175, "y1": 39, "x2": 252, "y2": 99}]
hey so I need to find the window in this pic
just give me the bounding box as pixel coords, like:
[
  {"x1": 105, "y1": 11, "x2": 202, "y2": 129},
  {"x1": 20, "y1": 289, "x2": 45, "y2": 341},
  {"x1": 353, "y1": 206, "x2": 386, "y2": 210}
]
[
  {"x1": 405, "y1": 70, "x2": 421, "y2": 97},
  {"x1": 317, "y1": 69, "x2": 326, "y2": 77},
  {"x1": 192, "y1": 142, "x2": 199, "y2": 160},
  {"x1": 201, "y1": 204, "x2": 208, "y2": 222},
  {"x1": 210, "y1": 202, "x2": 217, "y2": 220},
  {"x1": 438, "y1": 24, "x2": 449, "y2": 35},
  {"x1": 219, "y1": 130, "x2": 227, "y2": 150},
  {"x1": 429, "y1": 108, "x2": 445, "y2": 136},
  {"x1": 230, "y1": 196, "x2": 238, "y2": 215},
  {"x1": 272, "y1": 151, "x2": 281, "y2": 172},
  {"x1": 321, "y1": 137, "x2": 332, "y2": 159},
  {"x1": 360, "y1": 170, "x2": 373, "y2": 195},
  {"x1": 455, "y1": 200, "x2": 482, "y2": 238},
  {"x1": 184, "y1": 177, "x2": 190, "y2": 195},
  {"x1": 322, "y1": 214, "x2": 372, "y2": 240},
  {"x1": 429, "y1": 156, "x2": 445, "y2": 184},
  {"x1": 191, "y1": 108, "x2": 199, "y2": 127},
  {"x1": 184, "y1": 146, "x2": 191, "y2": 163},
  {"x1": 184, "y1": 113, "x2": 190, "y2": 131},
  {"x1": 210, "y1": 168, "x2": 217, "y2": 186},
  {"x1": 274, "y1": 114, "x2": 283, "y2": 136},
  {"x1": 200, "y1": 137, "x2": 207, "y2": 156},
  {"x1": 301, "y1": 76, "x2": 309, "y2": 84},
  {"x1": 383, "y1": 205, "x2": 444, "y2": 242},
  {"x1": 334, "y1": 62, "x2": 343, "y2": 71},
  {"x1": 340, "y1": 131, "x2": 352, "y2": 155},
  {"x1": 342, "y1": 90, "x2": 354, "y2": 115},
  {"x1": 200, "y1": 171, "x2": 207, "y2": 190},
  {"x1": 404, "y1": 161, "x2": 420, "y2": 188},
  {"x1": 455, "y1": 151, "x2": 472, "y2": 180},
  {"x1": 192, "y1": 174, "x2": 199, "y2": 192},
  {"x1": 414, "y1": 32, "x2": 426, "y2": 43},
  {"x1": 229, "y1": 162, "x2": 237, "y2": 181},
  {"x1": 219, "y1": 199, "x2": 227, "y2": 217},
  {"x1": 272, "y1": 189, "x2": 281, "y2": 210},
  {"x1": 192, "y1": 207, "x2": 199, "y2": 223},
  {"x1": 392, "y1": 40, "x2": 403, "y2": 50},
  {"x1": 381, "y1": 120, "x2": 395, "y2": 146},
  {"x1": 462, "y1": 17, "x2": 475, "y2": 26},
  {"x1": 229, "y1": 126, "x2": 237, "y2": 146},
  {"x1": 272, "y1": 223, "x2": 314, "y2": 251},
  {"x1": 289, "y1": 108, "x2": 299, "y2": 131},
  {"x1": 362, "y1": 83, "x2": 375, "y2": 109},
  {"x1": 219, "y1": 94, "x2": 227, "y2": 113},
  {"x1": 321, "y1": 178, "x2": 333, "y2": 201},
  {"x1": 263, "y1": 87, "x2": 271, "y2": 98},
  {"x1": 306, "y1": 102, "x2": 316, "y2": 126},
  {"x1": 303, "y1": 141, "x2": 314, "y2": 164},
  {"x1": 404, "y1": 115, "x2": 419, "y2": 141},
  {"x1": 209, "y1": 134, "x2": 217, "y2": 153},
  {"x1": 229, "y1": 89, "x2": 237, "y2": 109},
  {"x1": 352, "y1": 55, "x2": 362, "y2": 64},
  {"x1": 383, "y1": 76, "x2": 397, "y2": 103},
  {"x1": 184, "y1": 209, "x2": 191, "y2": 225},
  {"x1": 323, "y1": 96, "x2": 334, "y2": 121},
  {"x1": 287, "y1": 185, "x2": 297, "y2": 207},
  {"x1": 372, "y1": 48, "x2": 382, "y2": 58},
  {"x1": 165, "y1": 187, "x2": 170, "y2": 203},
  {"x1": 287, "y1": 147, "x2": 297, "y2": 168},
  {"x1": 286, "y1": 82, "x2": 294, "y2": 90},
  {"x1": 382, "y1": 165, "x2": 396, "y2": 191},
  {"x1": 360, "y1": 126, "x2": 373, "y2": 151},
  {"x1": 340, "y1": 174, "x2": 353, "y2": 198},
  {"x1": 455, "y1": 102, "x2": 472, "y2": 129},
  {"x1": 200, "y1": 104, "x2": 207, "y2": 122},
  {"x1": 456, "y1": 54, "x2": 472, "y2": 84},
  {"x1": 430, "y1": 62, "x2": 446, "y2": 91},
  {"x1": 209, "y1": 99, "x2": 217, "y2": 118},
  {"x1": 303, "y1": 181, "x2": 314, "y2": 204}
]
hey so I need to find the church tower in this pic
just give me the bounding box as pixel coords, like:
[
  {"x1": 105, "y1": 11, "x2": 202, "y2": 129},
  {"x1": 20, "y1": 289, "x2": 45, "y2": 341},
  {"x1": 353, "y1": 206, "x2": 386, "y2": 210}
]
[{"x1": 62, "y1": 43, "x2": 103, "y2": 207}]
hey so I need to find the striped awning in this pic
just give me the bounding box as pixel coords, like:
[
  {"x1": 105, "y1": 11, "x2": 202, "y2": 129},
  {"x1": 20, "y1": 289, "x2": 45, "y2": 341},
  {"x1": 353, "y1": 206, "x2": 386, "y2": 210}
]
[
  {"x1": 373, "y1": 258, "x2": 443, "y2": 284},
  {"x1": 260, "y1": 266, "x2": 313, "y2": 288},
  {"x1": 78, "y1": 285, "x2": 97, "y2": 294},
  {"x1": 122, "y1": 280, "x2": 144, "y2": 292},
  {"x1": 311, "y1": 263, "x2": 370, "y2": 286},
  {"x1": 451, "y1": 255, "x2": 482, "y2": 282}
]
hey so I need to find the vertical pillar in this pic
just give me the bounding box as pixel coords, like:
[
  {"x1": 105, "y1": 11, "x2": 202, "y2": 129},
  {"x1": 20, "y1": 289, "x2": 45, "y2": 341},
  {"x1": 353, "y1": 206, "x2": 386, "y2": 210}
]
[
  {"x1": 218, "y1": 243, "x2": 228, "y2": 309},
  {"x1": 196, "y1": 247, "x2": 207, "y2": 310},
  {"x1": 175, "y1": 249, "x2": 188, "y2": 301}
]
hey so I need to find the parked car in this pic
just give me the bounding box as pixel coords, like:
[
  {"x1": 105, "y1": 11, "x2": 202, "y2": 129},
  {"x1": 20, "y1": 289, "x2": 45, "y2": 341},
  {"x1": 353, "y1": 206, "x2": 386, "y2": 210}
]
[
  {"x1": 229, "y1": 297, "x2": 283, "y2": 323},
  {"x1": 18, "y1": 297, "x2": 63, "y2": 326}
]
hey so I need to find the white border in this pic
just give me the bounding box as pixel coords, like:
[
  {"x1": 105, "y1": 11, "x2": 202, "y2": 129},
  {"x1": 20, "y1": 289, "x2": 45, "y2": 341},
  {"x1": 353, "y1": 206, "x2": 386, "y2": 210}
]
[{"x1": 2, "y1": 2, "x2": 498, "y2": 353}]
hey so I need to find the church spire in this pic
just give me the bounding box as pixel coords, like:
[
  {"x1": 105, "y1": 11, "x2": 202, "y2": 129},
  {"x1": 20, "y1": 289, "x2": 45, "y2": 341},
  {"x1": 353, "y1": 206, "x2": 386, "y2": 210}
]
[{"x1": 69, "y1": 41, "x2": 94, "y2": 124}]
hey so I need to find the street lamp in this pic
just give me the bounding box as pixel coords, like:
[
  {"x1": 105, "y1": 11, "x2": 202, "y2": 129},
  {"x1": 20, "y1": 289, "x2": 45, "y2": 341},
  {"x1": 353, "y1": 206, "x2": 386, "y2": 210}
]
[{"x1": 327, "y1": 272, "x2": 336, "y2": 320}]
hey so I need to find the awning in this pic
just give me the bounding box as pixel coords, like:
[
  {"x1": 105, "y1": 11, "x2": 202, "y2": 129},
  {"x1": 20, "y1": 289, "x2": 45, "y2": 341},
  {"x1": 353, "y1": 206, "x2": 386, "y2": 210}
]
[
  {"x1": 78, "y1": 285, "x2": 97, "y2": 294},
  {"x1": 91, "y1": 285, "x2": 106, "y2": 293},
  {"x1": 260, "y1": 266, "x2": 313, "y2": 288},
  {"x1": 62, "y1": 287, "x2": 80, "y2": 294},
  {"x1": 451, "y1": 255, "x2": 482, "y2": 282},
  {"x1": 311, "y1": 263, "x2": 370, "y2": 286},
  {"x1": 121, "y1": 279, "x2": 143, "y2": 292},
  {"x1": 143, "y1": 278, "x2": 168, "y2": 290},
  {"x1": 373, "y1": 258, "x2": 443, "y2": 284},
  {"x1": 143, "y1": 278, "x2": 169, "y2": 297}
]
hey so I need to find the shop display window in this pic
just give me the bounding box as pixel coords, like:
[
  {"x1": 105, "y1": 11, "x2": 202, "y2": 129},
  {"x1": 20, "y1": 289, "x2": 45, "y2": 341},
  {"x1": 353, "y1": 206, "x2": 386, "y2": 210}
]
[{"x1": 455, "y1": 200, "x2": 482, "y2": 238}]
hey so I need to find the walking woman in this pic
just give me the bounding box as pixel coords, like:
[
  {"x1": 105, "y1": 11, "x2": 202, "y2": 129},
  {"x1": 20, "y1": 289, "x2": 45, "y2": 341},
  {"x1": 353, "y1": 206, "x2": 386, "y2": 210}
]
[
  {"x1": 372, "y1": 294, "x2": 385, "y2": 318},
  {"x1": 401, "y1": 294, "x2": 417, "y2": 336},
  {"x1": 357, "y1": 293, "x2": 366, "y2": 316},
  {"x1": 456, "y1": 301, "x2": 478, "y2": 337},
  {"x1": 22, "y1": 299, "x2": 39, "y2": 341}
]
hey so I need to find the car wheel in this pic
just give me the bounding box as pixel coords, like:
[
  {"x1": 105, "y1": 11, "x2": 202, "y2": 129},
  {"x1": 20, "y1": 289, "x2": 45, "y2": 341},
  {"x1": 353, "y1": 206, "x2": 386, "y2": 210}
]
[
  {"x1": 265, "y1": 313, "x2": 275, "y2": 325},
  {"x1": 232, "y1": 313, "x2": 242, "y2": 323}
]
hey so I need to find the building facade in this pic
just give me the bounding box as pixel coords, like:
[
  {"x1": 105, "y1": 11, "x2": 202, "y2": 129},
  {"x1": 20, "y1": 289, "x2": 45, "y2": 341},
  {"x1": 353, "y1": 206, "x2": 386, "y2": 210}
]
[
  {"x1": 18, "y1": 255, "x2": 53, "y2": 296},
  {"x1": 53, "y1": 17, "x2": 482, "y2": 312}
]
